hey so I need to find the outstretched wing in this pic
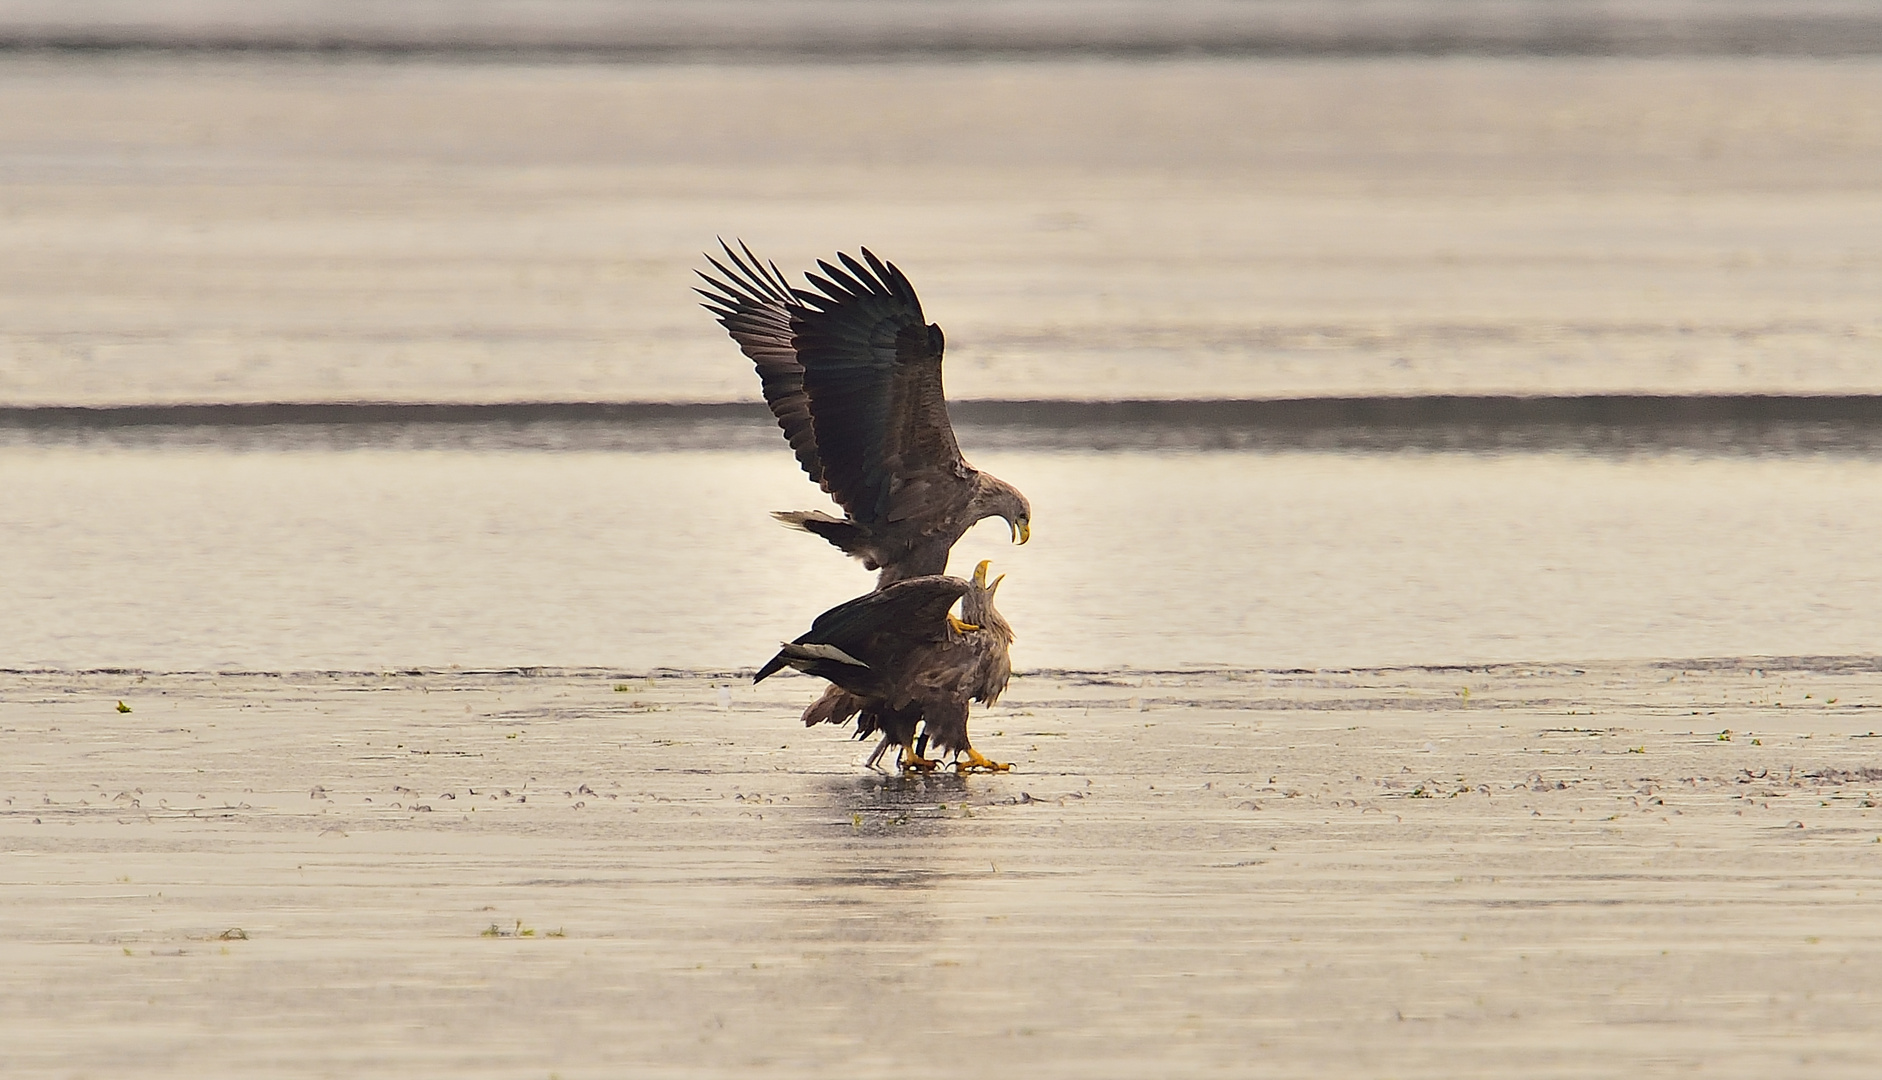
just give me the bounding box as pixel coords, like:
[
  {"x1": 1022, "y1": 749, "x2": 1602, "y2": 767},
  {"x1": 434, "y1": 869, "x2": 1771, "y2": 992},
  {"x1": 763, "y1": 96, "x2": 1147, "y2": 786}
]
[
  {"x1": 790, "y1": 249, "x2": 966, "y2": 525},
  {"x1": 695, "y1": 240, "x2": 823, "y2": 486},
  {"x1": 754, "y1": 575, "x2": 968, "y2": 682}
]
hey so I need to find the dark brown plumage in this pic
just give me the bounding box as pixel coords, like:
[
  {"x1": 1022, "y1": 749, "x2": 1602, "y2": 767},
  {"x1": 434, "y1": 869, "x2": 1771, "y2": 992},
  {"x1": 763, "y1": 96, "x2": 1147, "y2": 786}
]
[
  {"x1": 754, "y1": 560, "x2": 1014, "y2": 772},
  {"x1": 697, "y1": 241, "x2": 1031, "y2": 587}
]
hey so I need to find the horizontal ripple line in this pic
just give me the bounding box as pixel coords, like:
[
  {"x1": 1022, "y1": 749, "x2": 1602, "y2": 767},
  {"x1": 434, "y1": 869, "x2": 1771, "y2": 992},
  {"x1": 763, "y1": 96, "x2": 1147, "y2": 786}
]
[
  {"x1": 9, "y1": 5, "x2": 1882, "y2": 60},
  {"x1": 8, "y1": 395, "x2": 1882, "y2": 428}
]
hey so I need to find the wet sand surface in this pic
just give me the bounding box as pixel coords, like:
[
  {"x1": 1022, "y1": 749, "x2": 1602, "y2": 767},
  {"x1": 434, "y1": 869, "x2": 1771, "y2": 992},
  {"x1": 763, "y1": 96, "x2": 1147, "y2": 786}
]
[{"x1": 4, "y1": 663, "x2": 1882, "y2": 1077}]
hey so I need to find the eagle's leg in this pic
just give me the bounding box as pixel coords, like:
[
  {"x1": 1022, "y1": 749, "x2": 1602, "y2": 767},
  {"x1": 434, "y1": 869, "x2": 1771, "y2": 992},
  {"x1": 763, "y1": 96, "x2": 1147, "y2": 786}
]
[
  {"x1": 864, "y1": 733, "x2": 895, "y2": 771},
  {"x1": 899, "y1": 740, "x2": 939, "y2": 772},
  {"x1": 953, "y1": 747, "x2": 1011, "y2": 773}
]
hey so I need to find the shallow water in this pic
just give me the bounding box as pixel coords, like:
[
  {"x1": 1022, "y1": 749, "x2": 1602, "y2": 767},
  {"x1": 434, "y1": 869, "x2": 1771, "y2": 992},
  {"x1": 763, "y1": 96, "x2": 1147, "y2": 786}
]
[{"x1": 5, "y1": 437, "x2": 1881, "y2": 671}]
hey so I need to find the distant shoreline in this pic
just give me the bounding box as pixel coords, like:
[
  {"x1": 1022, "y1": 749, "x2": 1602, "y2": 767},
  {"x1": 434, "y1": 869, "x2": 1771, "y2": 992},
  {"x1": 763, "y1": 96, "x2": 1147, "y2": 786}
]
[
  {"x1": 9, "y1": 396, "x2": 1882, "y2": 455},
  {"x1": 10, "y1": 39, "x2": 1882, "y2": 62},
  {"x1": 8, "y1": 2, "x2": 1882, "y2": 60},
  {"x1": 8, "y1": 395, "x2": 1882, "y2": 428}
]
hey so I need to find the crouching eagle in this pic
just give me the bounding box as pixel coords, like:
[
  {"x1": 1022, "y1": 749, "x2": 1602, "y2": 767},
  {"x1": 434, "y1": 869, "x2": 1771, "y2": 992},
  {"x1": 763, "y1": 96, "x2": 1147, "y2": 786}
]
[
  {"x1": 697, "y1": 242, "x2": 1030, "y2": 587},
  {"x1": 755, "y1": 560, "x2": 1013, "y2": 772}
]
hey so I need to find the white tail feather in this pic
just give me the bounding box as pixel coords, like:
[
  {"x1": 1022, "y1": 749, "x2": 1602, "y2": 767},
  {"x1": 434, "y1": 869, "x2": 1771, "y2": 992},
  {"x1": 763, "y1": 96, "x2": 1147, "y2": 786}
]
[{"x1": 784, "y1": 642, "x2": 870, "y2": 669}]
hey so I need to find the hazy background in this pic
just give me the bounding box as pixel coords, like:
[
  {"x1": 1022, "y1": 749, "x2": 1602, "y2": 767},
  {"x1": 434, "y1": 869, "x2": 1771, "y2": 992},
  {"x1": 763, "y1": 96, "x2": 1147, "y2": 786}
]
[{"x1": 2, "y1": 1, "x2": 1880, "y2": 670}]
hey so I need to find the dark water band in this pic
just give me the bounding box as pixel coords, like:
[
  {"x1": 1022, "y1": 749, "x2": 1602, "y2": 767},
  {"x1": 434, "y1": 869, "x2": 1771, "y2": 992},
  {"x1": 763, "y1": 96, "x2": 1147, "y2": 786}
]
[
  {"x1": 8, "y1": 5, "x2": 1882, "y2": 60},
  {"x1": 8, "y1": 395, "x2": 1882, "y2": 429},
  {"x1": 8, "y1": 396, "x2": 1882, "y2": 456}
]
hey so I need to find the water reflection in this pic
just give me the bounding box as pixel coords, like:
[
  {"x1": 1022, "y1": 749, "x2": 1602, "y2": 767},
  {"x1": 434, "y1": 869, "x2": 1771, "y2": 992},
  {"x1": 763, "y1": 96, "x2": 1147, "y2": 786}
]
[
  {"x1": 820, "y1": 772, "x2": 982, "y2": 850},
  {"x1": 4, "y1": 435, "x2": 1881, "y2": 671}
]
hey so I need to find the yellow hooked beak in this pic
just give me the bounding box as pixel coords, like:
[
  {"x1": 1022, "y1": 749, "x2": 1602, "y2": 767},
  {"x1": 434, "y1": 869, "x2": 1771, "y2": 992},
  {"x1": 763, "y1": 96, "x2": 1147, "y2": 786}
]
[
  {"x1": 1012, "y1": 518, "x2": 1030, "y2": 545},
  {"x1": 972, "y1": 559, "x2": 991, "y2": 587}
]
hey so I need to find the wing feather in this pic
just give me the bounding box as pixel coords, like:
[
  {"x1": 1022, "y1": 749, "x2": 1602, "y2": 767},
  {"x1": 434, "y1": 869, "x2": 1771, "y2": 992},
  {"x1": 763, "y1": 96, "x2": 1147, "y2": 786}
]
[
  {"x1": 814, "y1": 258, "x2": 872, "y2": 298},
  {"x1": 803, "y1": 576, "x2": 969, "y2": 653},
  {"x1": 862, "y1": 248, "x2": 915, "y2": 308},
  {"x1": 790, "y1": 248, "x2": 965, "y2": 524},
  {"x1": 695, "y1": 240, "x2": 823, "y2": 485}
]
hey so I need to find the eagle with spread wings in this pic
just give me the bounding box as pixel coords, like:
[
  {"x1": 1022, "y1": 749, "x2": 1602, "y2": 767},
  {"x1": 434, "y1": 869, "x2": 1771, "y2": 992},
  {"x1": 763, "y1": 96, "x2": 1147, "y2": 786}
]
[
  {"x1": 755, "y1": 559, "x2": 1014, "y2": 773},
  {"x1": 697, "y1": 242, "x2": 1030, "y2": 587}
]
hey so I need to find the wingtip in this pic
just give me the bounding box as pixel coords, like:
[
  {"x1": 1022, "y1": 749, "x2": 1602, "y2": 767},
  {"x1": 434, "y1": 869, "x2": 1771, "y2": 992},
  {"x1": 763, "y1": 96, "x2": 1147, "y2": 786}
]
[
  {"x1": 812, "y1": 258, "x2": 865, "y2": 298},
  {"x1": 835, "y1": 250, "x2": 880, "y2": 292},
  {"x1": 753, "y1": 653, "x2": 786, "y2": 683},
  {"x1": 701, "y1": 239, "x2": 800, "y2": 306}
]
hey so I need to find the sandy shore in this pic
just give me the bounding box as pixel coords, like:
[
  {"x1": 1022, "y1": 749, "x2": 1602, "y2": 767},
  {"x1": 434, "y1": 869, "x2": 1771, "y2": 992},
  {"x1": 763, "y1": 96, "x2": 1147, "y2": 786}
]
[{"x1": 5, "y1": 661, "x2": 1881, "y2": 1076}]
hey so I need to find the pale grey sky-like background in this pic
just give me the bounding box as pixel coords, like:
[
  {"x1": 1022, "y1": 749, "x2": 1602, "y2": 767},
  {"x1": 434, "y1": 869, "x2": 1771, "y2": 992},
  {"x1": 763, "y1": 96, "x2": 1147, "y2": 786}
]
[{"x1": 3, "y1": 49, "x2": 1880, "y2": 406}]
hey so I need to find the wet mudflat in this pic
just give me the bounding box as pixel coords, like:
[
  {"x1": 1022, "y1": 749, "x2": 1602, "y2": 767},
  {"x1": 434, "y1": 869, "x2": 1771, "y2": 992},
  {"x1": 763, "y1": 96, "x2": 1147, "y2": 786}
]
[{"x1": 4, "y1": 663, "x2": 1881, "y2": 1078}]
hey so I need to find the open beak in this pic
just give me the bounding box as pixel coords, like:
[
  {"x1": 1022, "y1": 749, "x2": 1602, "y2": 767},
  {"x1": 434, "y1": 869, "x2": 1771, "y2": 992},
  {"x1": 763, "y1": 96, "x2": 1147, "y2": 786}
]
[
  {"x1": 989, "y1": 573, "x2": 1005, "y2": 597},
  {"x1": 1012, "y1": 519, "x2": 1031, "y2": 545},
  {"x1": 972, "y1": 559, "x2": 991, "y2": 587}
]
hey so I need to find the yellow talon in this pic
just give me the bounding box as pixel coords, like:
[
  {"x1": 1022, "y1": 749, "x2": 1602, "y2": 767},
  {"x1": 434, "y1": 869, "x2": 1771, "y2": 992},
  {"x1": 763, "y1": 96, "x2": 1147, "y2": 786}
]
[
  {"x1": 948, "y1": 613, "x2": 980, "y2": 633},
  {"x1": 900, "y1": 743, "x2": 939, "y2": 772},
  {"x1": 953, "y1": 747, "x2": 1011, "y2": 773}
]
